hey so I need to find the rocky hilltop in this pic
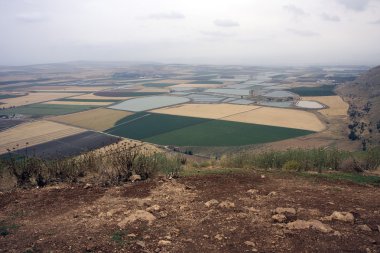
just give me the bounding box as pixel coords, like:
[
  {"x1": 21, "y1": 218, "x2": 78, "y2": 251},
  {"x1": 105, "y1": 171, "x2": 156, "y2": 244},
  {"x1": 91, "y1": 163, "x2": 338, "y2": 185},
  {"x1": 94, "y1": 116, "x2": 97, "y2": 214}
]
[{"x1": 338, "y1": 65, "x2": 380, "y2": 148}]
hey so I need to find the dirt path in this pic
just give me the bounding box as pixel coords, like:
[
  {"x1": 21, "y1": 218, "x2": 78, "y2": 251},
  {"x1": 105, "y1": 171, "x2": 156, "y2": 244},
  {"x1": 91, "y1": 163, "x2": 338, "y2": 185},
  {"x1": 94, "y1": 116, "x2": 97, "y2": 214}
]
[{"x1": 1, "y1": 171, "x2": 379, "y2": 252}]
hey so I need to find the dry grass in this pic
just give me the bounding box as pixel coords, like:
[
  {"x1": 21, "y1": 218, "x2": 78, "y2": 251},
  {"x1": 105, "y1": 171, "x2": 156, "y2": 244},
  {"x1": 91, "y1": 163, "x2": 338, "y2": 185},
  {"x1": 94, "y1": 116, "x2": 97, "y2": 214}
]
[
  {"x1": 49, "y1": 108, "x2": 133, "y2": 131},
  {"x1": 303, "y1": 96, "x2": 349, "y2": 117},
  {"x1": 0, "y1": 120, "x2": 86, "y2": 154},
  {"x1": 151, "y1": 103, "x2": 260, "y2": 119},
  {"x1": 43, "y1": 101, "x2": 113, "y2": 106},
  {"x1": 0, "y1": 92, "x2": 78, "y2": 107},
  {"x1": 224, "y1": 107, "x2": 325, "y2": 131},
  {"x1": 69, "y1": 93, "x2": 130, "y2": 100}
]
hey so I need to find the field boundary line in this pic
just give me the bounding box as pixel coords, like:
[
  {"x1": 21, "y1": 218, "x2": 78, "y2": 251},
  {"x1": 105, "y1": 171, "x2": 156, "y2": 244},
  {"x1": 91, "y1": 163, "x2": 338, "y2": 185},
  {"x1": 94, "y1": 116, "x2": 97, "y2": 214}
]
[
  {"x1": 218, "y1": 106, "x2": 263, "y2": 121},
  {"x1": 107, "y1": 113, "x2": 152, "y2": 131}
]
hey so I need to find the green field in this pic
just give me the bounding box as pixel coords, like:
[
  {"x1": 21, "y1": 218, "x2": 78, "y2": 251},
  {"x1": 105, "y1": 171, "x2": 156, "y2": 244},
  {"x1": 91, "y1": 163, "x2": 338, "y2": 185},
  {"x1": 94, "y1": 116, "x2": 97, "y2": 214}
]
[
  {"x1": 105, "y1": 113, "x2": 314, "y2": 146},
  {"x1": 286, "y1": 85, "x2": 336, "y2": 96},
  {"x1": 1, "y1": 104, "x2": 99, "y2": 117},
  {"x1": 105, "y1": 112, "x2": 209, "y2": 140},
  {"x1": 142, "y1": 83, "x2": 174, "y2": 88},
  {"x1": 0, "y1": 94, "x2": 25, "y2": 100}
]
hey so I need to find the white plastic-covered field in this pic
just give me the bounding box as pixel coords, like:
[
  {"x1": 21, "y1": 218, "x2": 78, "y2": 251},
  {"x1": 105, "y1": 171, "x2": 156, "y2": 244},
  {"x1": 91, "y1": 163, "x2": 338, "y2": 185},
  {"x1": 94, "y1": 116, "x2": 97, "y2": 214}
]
[
  {"x1": 109, "y1": 95, "x2": 190, "y2": 112},
  {"x1": 296, "y1": 101, "x2": 324, "y2": 109}
]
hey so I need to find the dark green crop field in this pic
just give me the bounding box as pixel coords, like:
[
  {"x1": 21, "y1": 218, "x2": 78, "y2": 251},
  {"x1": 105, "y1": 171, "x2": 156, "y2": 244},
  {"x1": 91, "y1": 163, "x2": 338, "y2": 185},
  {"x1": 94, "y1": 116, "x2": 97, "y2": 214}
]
[
  {"x1": 1, "y1": 104, "x2": 99, "y2": 117},
  {"x1": 142, "y1": 83, "x2": 174, "y2": 88},
  {"x1": 286, "y1": 85, "x2": 336, "y2": 96},
  {"x1": 105, "y1": 112, "x2": 209, "y2": 140},
  {"x1": 105, "y1": 113, "x2": 315, "y2": 146}
]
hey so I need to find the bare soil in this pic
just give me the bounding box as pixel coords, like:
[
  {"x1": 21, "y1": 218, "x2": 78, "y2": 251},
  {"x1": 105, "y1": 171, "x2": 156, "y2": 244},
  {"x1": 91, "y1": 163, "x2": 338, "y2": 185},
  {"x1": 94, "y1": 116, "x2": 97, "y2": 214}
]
[{"x1": 1, "y1": 171, "x2": 379, "y2": 253}]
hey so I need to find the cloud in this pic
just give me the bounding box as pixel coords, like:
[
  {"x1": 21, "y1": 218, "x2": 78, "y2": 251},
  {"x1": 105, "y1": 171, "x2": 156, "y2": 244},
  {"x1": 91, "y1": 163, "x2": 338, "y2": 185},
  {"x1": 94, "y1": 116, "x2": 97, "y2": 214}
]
[
  {"x1": 283, "y1": 4, "x2": 308, "y2": 18},
  {"x1": 335, "y1": 0, "x2": 370, "y2": 11},
  {"x1": 200, "y1": 31, "x2": 235, "y2": 37},
  {"x1": 287, "y1": 28, "x2": 319, "y2": 37},
  {"x1": 147, "y1": 11, "x2": 185, "y2": 20},
  {"x1": 321, "y1": 13, "x2": 341, "y2": 22},
  {"x1": 15, "y1": 12, "x2": 47, "y2": 23},
  {"x1": 214, "y1": 19, "x2": 240, "y2": 27},
  {"x1": 370, "y1": 19, "x2": 380, "y2": 24}
]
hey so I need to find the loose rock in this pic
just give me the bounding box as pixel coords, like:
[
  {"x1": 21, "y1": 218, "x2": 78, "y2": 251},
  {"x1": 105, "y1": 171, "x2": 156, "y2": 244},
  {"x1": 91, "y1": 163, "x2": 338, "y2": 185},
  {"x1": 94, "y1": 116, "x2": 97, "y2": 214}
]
[
  {"x1": 287, "y1": 219, "x2": 333, "y2": 233},
  {"x1": 205, "y1": 199, "x2": 219, "y2": 207},
  {"x1": 272, "y1": 214, "x2": 287, "y2": 223},
  {"x1": 158, "y1": 240, "x2": 171, "y2": 246},
  {"x1": 118, "y1": 210, "x2": 156, "y2": 228},
  {"x1": 244, "y1": 241, "x2": 256, "y2": 247},
  {"x1": 218, "y1": 201, "x2": 235, "y2": 208},
  {"x1": 274, "y1": 207, "x2": 297, "y2": 215},
  {"x1": 323, "y1": 211, "x2": 355, "y2": 223},
  {"x1": 357, "y1": 224, "x2": 372, "y2": 232},
  {"x1": 146, "y1": 205, "x2": 161, "y2": 212},
  {"x1": 129, "y1": 174, "x2": 142, "y2": 182}
]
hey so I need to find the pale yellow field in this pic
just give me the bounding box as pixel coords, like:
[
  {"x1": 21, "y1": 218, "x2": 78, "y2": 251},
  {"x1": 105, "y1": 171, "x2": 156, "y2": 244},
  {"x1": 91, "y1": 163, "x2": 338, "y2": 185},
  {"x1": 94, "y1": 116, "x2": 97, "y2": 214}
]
[
  {"x1": 224, "y1": 107, "x2": 325, "y2": 132},
  {"x1": 31, "y1": 86, "x2": 109, "y2": 92},
  {"x1": 170, "y1": 83, "x2": 221, "y2": 88},
  {"x1": 49, "y1": 108, "x2": 132, "y2": 131},
  {"x1": 69, "y1": 93, "x2": 129, "y2": 100},
  {"x1": 43, "y1": 101, "x2": 113, "y2": 106},
  {"x1": 0, "y1": 121, "x2": 86, "y2": 154},
  {"x1": 0, "y1": 92, "x2": 79, "y2": 107},
  {"x1": 302, "y1": 96, "x2": 349, "y2": 117},
  {"x1": 151, "y1": 103, "x2": 259, "y2": 119}
]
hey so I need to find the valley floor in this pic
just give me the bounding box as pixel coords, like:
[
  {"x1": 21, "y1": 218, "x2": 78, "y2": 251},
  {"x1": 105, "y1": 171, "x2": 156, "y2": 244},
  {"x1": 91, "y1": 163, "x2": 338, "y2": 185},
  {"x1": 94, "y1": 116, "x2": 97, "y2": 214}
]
[{"x1": 1, "y1": 170, "x2": 379, "y2": 252}]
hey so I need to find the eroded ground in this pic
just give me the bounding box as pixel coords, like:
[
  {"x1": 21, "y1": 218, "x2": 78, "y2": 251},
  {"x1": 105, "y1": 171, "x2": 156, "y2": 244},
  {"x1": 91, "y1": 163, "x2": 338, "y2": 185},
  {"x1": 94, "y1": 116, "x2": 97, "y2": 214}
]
[{"x1": 1, "y1": 171, "x2": 379, "y2": 253}]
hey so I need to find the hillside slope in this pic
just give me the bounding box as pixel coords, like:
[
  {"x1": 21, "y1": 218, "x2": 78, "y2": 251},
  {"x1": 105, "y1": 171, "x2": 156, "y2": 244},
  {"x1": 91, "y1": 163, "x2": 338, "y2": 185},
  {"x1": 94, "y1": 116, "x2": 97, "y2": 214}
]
[
  {"x1": 337, "y1": 65, "x2": 380, "y2": 148},
  {"x1": 1, "y1": 171, "x2": 379, "y2": 252}
]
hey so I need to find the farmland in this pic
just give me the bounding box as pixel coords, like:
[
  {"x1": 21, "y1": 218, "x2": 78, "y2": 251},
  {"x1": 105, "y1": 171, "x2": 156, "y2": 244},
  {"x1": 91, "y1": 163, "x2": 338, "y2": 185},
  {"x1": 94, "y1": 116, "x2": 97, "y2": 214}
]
[
  {"x1": 43, "y1": 100, "x2": 113, "y2": 106},
  {"x1": 94, "y1": 91, "x2": 166, "y2": 97},
  {"x1": 1, "y1": 103, "x2": 99, "y2": 117},
  {"x1": 0, "y1": 92, "x2": 78, "y2": 107},
  {"x1": 105, "y1": 113, "x2": 315, "y2": 146},
  {"x1": 151, "y1": 103, "x2": 259, "y2": 119},
  {"x1": 145, "y1": 120, "x2": 315, "y2": 146},
  {"x1": 67, "y1": 93, "x2": 128, "y2": 101},
  {"x1": 0, "y1": 120, "x2": 86, "y2": 154},
  {"x1": 6, "y1": 131, "x2": 121, "y2": 159},
  {"x1": 142, "y1": 83, "x2": 174, "y2": 88},
  {"x1": 286, "y1": 85, "x2": 336, "y2": 96},
  {"x1": 303, "y1": 96, "x2": 349, "y2": 117},
  {"x1": 50, "y1": 108, "x2": 133, "y2": 131}
]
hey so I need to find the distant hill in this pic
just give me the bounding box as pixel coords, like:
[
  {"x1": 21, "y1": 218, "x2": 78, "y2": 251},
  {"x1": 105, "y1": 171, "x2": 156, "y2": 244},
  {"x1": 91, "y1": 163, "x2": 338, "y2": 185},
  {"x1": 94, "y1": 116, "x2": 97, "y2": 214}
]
[{"x1": 337, "y1": 65, "x2": 380, "y2": 148}]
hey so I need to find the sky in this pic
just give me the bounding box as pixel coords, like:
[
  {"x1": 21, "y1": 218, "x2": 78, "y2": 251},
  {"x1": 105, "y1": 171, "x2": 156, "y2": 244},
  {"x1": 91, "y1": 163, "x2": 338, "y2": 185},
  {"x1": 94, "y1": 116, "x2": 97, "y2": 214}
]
[{"x1": 0, "y1": 0, "x2": 380, "y2": 66}]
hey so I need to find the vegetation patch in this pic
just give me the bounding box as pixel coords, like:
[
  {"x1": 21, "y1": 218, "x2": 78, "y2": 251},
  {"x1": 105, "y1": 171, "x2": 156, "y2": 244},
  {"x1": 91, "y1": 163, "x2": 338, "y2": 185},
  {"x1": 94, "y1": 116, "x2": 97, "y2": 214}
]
[
  {"x1": 1, "y1": 103, "x2": 99, "y2": 116},
  {"x1": 145, "y1": 120, "x2": 314, "y2": 146},
  {"x1": 286, "y1": 85, "x2": 336, "y2": 96},
  {"x1": 301, "y1": 172, "x2": 380, "y2": 186},
  {"x1": 142, "y1": 83, "x2": 174, "y2": 88}
]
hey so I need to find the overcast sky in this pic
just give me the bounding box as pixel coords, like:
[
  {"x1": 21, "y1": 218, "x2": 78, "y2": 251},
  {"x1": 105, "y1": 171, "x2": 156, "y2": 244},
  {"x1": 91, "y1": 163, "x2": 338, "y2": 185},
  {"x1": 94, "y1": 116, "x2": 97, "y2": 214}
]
[{"x1": 0, "y1": 0, "x2": 379, "y2": 66}]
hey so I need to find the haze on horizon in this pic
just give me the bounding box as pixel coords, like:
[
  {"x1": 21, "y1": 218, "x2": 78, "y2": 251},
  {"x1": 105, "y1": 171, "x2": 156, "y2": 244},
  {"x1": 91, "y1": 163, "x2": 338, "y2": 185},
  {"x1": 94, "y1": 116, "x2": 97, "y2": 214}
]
[{"x1": 0, "y1": 0, "x2": 380, "y2": 66}]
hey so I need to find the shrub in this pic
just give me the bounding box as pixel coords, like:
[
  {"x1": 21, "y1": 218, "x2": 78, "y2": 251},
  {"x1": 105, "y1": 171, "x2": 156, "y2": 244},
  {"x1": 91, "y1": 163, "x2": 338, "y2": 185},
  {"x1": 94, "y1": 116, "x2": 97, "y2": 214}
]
[{"x1": 282, "y1": 160, "x2": 302, "y2": 171}]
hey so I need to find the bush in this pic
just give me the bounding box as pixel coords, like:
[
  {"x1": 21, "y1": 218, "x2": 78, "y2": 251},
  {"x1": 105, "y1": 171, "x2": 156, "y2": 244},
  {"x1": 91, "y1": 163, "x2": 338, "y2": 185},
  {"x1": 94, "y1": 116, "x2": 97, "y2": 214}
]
[{"x1": 282, "y1": 160, "x2": 302, "y2": 171}]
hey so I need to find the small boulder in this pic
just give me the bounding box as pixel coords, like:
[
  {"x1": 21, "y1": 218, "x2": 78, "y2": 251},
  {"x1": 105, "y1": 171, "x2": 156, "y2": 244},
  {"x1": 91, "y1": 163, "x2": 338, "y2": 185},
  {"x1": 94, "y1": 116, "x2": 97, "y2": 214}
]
[
  {"x1": 146, "y1": 204, "x2": 161, "y2": 212},
  {"x1": 324, "y1": 211, "x2": 355, "y2": 223},
  {"x1": 205, "y1": 199, "x2": 219, "y2": 208},
  {"x1": 83, "y1": 183, "x2": 92, "y2": 189},
  {"x1": 267, "y1": 191, "x2": 277, "y2": 196},
  {"x1": 357, "y1": 224, "x2": 372, "y2": 232},
  {"x1": 244, "y1": 241, "x2": 256, "y2": 247},
  {"x1": 218, "y1": 201, "x2": 235, "y2": 208},
  {"x1": 129, "y1": 174, "x2": 142, "y2": 182},
  {"x1": 158, "y1": 240, "x2": 171, "y2": 246},
  {"x1": 136, "y1": 241, "x2": 146, "y2": 248},
  {"x1": 118, "y1": 210, "x2": 156, "y2": 228},
  {"x1": 272, "y1": 214, "x2": 287, "y2": 223},
  {"x1": 247, "y1": 189, "x2": 258, "y2": 194},
  {"x1": 214, "y1": 234, "x2": 223, "y2": 240},
  {"x1": 287, "y1": 219, "x2": 333, "y2": 233},
  {"x1": 274, "y1": 207, "x2": 297, "y2": 215}
]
